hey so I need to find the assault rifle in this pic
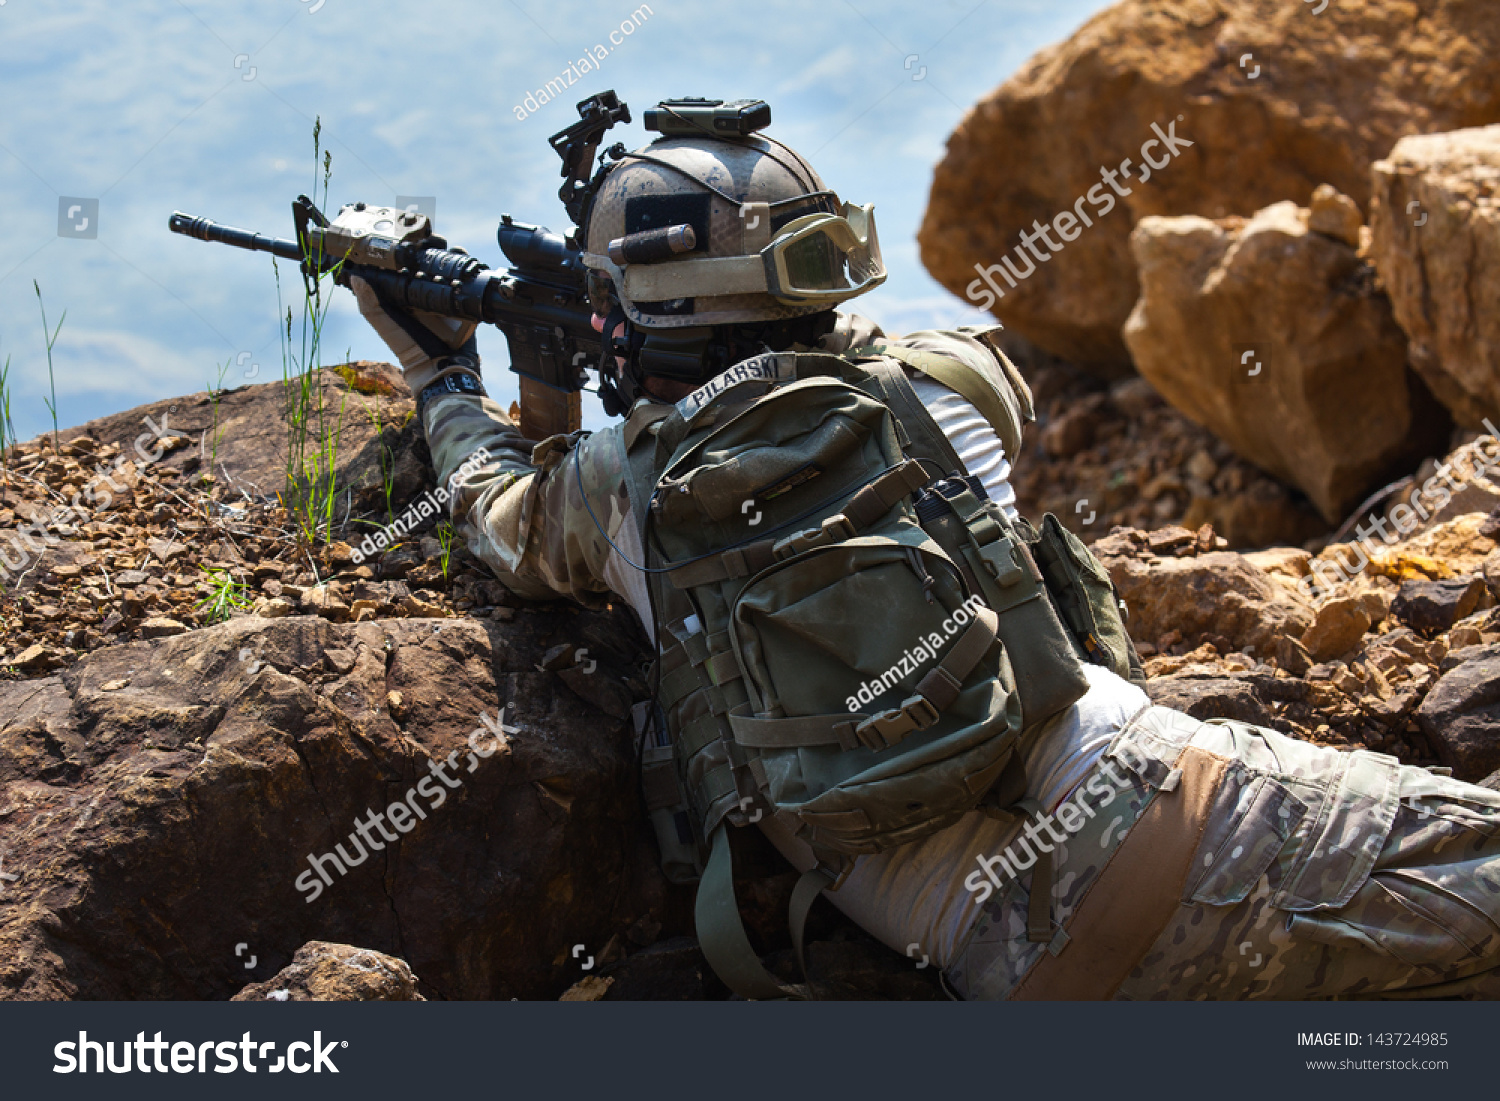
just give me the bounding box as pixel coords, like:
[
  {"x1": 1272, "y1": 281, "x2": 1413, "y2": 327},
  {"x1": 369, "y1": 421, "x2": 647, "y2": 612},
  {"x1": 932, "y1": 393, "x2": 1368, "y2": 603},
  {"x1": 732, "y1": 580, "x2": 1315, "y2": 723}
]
[{"x1": 168, "y1": 91, "x2": 633, "y2": 441}]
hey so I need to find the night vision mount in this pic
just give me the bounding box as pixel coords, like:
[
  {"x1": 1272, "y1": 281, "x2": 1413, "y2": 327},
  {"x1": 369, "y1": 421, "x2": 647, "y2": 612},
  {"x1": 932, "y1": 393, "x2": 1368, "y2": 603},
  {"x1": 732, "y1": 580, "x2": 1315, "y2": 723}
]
[
  {"x1": 548, "y1": 92, "x2": 775, "y2": 228},
  {"x1": 549, "y1": 90, "x2": 632, "y2": 228}
]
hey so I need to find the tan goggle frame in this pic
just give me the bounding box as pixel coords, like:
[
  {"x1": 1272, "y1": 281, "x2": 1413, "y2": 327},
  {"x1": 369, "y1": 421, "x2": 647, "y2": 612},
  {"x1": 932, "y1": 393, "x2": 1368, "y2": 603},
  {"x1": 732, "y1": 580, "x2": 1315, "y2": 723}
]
[{"x1": 585, "y1": 202, "x2": 887, "y2": 308}]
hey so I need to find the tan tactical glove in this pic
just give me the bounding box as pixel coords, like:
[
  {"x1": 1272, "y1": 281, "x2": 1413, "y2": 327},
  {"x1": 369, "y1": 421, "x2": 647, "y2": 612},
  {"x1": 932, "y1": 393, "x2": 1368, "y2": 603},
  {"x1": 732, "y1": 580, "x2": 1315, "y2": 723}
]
[{"x1": 349, "y1": 274, "x2": 482, "y2": 398}]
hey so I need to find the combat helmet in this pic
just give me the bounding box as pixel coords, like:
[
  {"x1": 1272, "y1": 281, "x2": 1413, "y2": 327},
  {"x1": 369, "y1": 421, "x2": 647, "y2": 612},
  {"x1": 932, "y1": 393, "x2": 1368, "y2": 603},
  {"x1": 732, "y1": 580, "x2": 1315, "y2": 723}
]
[{"x1": 577, "y1": 98, "x2": 886, "y2": 397}]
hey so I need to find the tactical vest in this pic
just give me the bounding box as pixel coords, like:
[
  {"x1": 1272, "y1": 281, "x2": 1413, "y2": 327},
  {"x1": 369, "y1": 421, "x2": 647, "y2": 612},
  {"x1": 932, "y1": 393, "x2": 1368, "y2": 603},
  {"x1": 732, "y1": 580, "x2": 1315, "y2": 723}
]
[{"x1": 617, "y1": 338, "x2": 1143, "y2": 998}]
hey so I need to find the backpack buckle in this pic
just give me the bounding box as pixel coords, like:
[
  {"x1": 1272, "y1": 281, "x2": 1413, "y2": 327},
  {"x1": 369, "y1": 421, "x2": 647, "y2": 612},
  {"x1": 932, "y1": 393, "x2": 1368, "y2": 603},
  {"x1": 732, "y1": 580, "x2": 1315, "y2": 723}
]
[
  {"x1": 771, "y1": 513, "x2": 856, "y2": 560},
  {"x1": 854, "y1": 693, "x2": 940, "y2": 750}
]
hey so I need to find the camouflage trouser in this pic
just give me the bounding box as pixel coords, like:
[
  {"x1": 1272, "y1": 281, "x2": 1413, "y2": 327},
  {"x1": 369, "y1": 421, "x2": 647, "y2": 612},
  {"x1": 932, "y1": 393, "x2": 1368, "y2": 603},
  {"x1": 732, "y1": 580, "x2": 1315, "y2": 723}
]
[{"x1": 948, "y1": 705, "x2": 1500, "y2": 999}]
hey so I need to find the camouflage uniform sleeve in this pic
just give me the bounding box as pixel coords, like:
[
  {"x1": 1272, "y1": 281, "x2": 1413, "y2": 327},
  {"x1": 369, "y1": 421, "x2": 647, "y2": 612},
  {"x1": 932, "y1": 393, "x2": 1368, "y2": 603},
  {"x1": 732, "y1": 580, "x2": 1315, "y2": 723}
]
[{"x1": 421, "y1": 391, "x2": 629, "y2": 608}]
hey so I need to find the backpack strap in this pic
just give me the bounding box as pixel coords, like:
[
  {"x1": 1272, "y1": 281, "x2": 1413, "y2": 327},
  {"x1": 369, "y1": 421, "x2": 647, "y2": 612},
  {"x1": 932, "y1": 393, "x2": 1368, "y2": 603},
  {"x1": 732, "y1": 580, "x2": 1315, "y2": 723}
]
[
  {"x1": 850, "y1": 343, "x2": 1027, "y2": 463},
  {"x1": 789, "y1": 866, "x2": 835, "y2": 996},
  {"x1": 846, "y1": 358, "x2": 965, "y2": 475},
  {"x1": 696, "y1": 824, "x2": 802, "y2": 1000}
]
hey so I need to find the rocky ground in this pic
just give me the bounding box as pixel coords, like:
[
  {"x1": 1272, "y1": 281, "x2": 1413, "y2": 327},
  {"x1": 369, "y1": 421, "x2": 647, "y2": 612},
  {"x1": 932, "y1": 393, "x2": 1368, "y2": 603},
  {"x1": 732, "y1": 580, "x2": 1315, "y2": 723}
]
[{"x1": 1, "y1": 360, "x2": 1496, "y2": 1002}]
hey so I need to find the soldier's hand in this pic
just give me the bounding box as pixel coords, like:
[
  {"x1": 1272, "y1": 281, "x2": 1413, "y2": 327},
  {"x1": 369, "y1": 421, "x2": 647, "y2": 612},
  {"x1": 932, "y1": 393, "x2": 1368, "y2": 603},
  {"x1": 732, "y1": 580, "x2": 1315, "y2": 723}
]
[{"x1": 349, "y1": 274, "x2": 480, "y2": 394}]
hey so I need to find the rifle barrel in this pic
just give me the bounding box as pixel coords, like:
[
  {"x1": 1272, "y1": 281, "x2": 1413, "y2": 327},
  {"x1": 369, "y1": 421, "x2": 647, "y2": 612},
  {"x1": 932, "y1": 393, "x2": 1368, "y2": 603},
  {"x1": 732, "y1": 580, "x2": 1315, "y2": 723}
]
[{"x1": 168, "y1": 212, "x2": 304, "y2": 263}]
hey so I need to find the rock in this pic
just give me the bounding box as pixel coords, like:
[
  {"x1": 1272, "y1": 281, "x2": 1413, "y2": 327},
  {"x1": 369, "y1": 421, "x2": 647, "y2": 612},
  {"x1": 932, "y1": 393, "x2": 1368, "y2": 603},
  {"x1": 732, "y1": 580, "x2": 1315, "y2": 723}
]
[
  {"x1": 557, "y1": 666, "x2": 633, "y2": 721},
  {"x1": 138, "y1": 617, "x2": 187, "y2": 639},
  {"x1": 919, "y1": 0, "x2": 1500, "y2": 373},
  {"x1": 1122, "y1": 200, "x2": 1447, "y2": 522},
  {"x1": 1274, "y1": 635, "x2": 1314, "y2": 678},
  {"x1": 1100, "y1": 547, "x2": 1312, "y2": 656},
  {"x1": 1301, "y1": 597, "x2": 1373, "y2": 664},
  {"x1": 1245, "y1": 548, "x2": 1311, "y2": 580},
  {"x1": 1486, "y1": 549, "x2": 1500, "y2": 602},
  {"x1": 1370, "y1": 126, "x2": 1500, "y2": 428},
  {"x1": 1439, "y1": 643, "x2": 1500, "y2": 676},
  {"x1": 1449, "y1": 625, "x2": 1485, "y2": 651},
  {"x1": 11, "y1": 644, "x2": 50, "y2": 670},
  {"x1": 1365, "y1": 627, "x2": 1444, "y2": 672},
  {"x1": 1146, "y1": 675, "x2": 1273, "y2": 727},
  {"x1": 597, "y1": 938, "x2": 714, "y2": 1001},
  {"x1": 0, "y1": 610, "x2": 657, "y2": 1000},
  {"x1": 231, "y1": 942, "x2": 424, "y2": 1002},
  {"x1": 559, "y1": 975, "x2": 614, "y2": 1001},
  {"x1": 401, "y1": 593, "x2": 446, "y2": 619},
  {"x1": 1307, "y1": 184, "x2": 1363, "y2": 248},
  {"x1": 1146, "y1": 526, "x2": 1197, "y2": 556},
  {"x1": 1416, "y1": 655, "x2": 1500, "y2": 781},
  {"x1": 1040, "y1": 406, "x2": 1097, "y2": 458},
  {"x1": 1185, "y1": 450, "x2": 1218, "y2": 484},
  {"x1": 1391, "y1": 577, "x2": 1486, "y2": 634}
]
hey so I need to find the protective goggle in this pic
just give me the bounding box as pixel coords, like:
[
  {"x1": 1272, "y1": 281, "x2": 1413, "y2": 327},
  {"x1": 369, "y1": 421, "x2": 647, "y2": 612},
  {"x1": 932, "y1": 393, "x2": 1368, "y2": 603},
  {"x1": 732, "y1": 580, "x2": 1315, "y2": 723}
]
[{"x1": 587, "y1": 202, "x2": 887, "y2": 308}]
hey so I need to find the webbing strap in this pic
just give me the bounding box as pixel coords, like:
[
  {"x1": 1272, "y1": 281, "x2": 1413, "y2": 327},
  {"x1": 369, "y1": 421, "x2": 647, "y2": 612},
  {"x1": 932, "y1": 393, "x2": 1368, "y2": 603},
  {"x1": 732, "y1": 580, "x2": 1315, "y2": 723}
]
[
  {"x1": 840, "y1": 460, "x2": 929, "y2": 529},
  {"x1": 789, "y1": 867, "x2": 835, "y2": 996},
  {"x1": 727, "y1": 604, "x2": 999, "y2": 751},
  {"x1": 705, "y1": 650, "x2": 742, "y2": 686},
  {"x1": 854, "y1": 360, "x2": 965, "y2": 475},
  {"x1": 664, "y1": 461, "x2": 928, "y2": 590},
  {"x1": 1016, "y1": 797, "x2": 1055, "y2": 943},
  {"x1": 696, "y1": 825, "x2": 799, "y2": 1001},
  {"x1": 852, "y1": 344, "x2": 1024, "y2": 461},
  {"x1": 668, "y1": 541, "x2": 777, "y2": 590},
  {"x1": 729, "y1": 706, "x2": 866, "y2": 750}
]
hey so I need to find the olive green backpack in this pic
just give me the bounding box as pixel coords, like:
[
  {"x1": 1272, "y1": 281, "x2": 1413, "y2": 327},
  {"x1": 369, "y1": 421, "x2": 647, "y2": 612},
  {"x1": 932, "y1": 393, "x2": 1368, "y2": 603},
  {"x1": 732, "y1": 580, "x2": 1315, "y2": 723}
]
[{"x1": 622, "y1": 341, "x2": 1142, "y2": 998}]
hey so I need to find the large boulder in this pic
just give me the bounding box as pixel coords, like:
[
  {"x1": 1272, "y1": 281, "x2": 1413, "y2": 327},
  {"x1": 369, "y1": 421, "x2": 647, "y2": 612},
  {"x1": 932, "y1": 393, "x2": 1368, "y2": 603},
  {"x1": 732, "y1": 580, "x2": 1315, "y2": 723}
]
[
  {"x1": 0, "y1": 611, "x2": 657, "y2": 1000},
  {"x1": 1370, "y1": 126, "x2": 1500, "y2": 429},
  {"x1": 919, "y1": 0, "x2": 1500, "y2": 374},
  {"x1": 1122, "y1": 198, "x2": 1448, "y2": 522}
]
